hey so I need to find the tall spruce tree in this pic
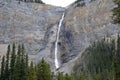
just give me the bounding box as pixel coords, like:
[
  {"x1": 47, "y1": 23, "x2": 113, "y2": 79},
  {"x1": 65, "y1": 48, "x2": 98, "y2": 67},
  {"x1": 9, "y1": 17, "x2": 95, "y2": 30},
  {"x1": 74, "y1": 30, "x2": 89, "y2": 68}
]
[
  {"x1": 114, "y1": 35, "x2": 120, "y2": 80},
  {"x1": 64, "y1": 74, "x2": 74, "y2": 80},
  {"x1": 14, "y1": 44, "x2": 21, "y2": 80},
  {"x1": 57, "y1": 72, "x2": 64, "y2": 80},
  {"x1": 0, "y1": 56, "x2": 5, "y2": 80},
  {"x1": 36, "y1": 58, "x2": 52, "y2": 80},
  {"x1": 21, "y1": 44, "x2": 27, "y2": 80},
  {"x1": 4, "y1": 45, "x2": 10, "y2": 80},
  {"x1": 25, "y1": 54, "x2": 29, "y2": 80},
  {"x1": 0, "y1": 43, "x2": 30, "y2": 80},
  {"x1": 28, "y1": 61, "x2": 37, "y2": 80},
  {"x1": 112, "y1": 0, "x2": 120, "y2": 24},
  {"x1": 73, "y1": 36, "x2": 120, "y2": 79},
  {"x1": 10, "y1": 43, "x2": 16, "y2": 80}
]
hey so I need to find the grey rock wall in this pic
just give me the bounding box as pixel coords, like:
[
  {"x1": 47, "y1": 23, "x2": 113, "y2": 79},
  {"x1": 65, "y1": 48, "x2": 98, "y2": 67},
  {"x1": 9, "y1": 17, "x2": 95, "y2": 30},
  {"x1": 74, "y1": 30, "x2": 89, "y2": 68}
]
[
  {"x1": 0, "y1": 0, "x2": 120, "y2": 74},
  {"x1": 0, "y1": 0, "x2": 65, "y2": 71},
  {"x1": 58, "y1": 0, "x2": 120, "y2": 73}
]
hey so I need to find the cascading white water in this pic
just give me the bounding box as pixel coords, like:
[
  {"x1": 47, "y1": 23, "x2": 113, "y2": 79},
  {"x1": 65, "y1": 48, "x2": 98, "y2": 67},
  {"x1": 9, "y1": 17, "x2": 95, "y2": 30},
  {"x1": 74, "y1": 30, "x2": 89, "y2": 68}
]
[{"x1": 55, "y1": 13, "x2": 65, "y2": 69}]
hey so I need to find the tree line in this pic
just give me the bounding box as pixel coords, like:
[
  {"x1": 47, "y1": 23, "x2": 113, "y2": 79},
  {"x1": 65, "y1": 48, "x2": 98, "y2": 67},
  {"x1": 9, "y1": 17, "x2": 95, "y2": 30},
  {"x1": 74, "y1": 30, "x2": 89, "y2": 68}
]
[
  {"x1": 0, "y1": 43, "x2": 52, "y2": 80},
  {"x1": 17, "y1": 0, "x2": 44, "y2": 4},
  {"x1": 74, "y1": 35, "x2": 120, "y2": 80},
  {"x1": 73, "y1": 0, "x2": 120, "y2": 79},
  {"x1": 2, "y1": 37, "x2": 120, "y2": 80},
  {"x1": 74, "y1": 0, "x2": 95, "y2": 7},
  {"x1": 1, "y1": 0, "x2": 120, "y2": 80},
  {"x1": 0, "y1": 43, "x2": 74, "y2": 80},
  {"x1": 112, "y1": 0, "x2": 120, "y2": 24}
]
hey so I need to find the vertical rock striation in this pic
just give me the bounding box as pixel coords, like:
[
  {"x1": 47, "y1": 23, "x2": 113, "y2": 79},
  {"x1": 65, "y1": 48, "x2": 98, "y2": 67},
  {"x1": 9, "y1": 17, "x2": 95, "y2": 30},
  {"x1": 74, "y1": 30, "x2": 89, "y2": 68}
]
[
  {"x1": 58, "y1": 0, "x2": 120, "y2": 73},
  {"x1": 0, "y1": 0, "x2": 120, "y2": 74},
  {"x1": 0, "y1": 0, "x2": 65, "y2": 70}
]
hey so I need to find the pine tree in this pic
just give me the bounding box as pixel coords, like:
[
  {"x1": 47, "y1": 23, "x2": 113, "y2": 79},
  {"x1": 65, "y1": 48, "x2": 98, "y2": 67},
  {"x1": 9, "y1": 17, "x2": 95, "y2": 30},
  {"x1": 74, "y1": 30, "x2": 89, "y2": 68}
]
[
  {"x1": 0, "y1": 43, "x2": 30, "y2": 80},
  {"x1": 57, "y1": 72, "x2": 64, "y2": 80},
  {"x1": 64, "y1": 74, "x2": 74, "y2": 80},
  {"x1": 77, "y1": 73, "x2": 86, "y2": 80},
  {"x1": 4, "y1": 45, "x2": 10, "y2": 80},
  {"x1": 14, "y1": 44, "x2": 21, "y2": 80},
  {"x1": 114, "y1": 35, "x2": 120, "y2": 80},
  {"x1": 0, "y1": 56, "x2": 5, "y2": 80},
  {"x1": 21, "y1": 44, "x2": 27, "y2": 80},
  {"x1": 24, "y1": 54, "x2": 29, "y2": 80},
  {"x1": 36, "y1": 58, "x2": 52, "y2": 80},
  {"x1": 28, "y1": 61, "x2": 37, "y2": 80},
  {"x1": 14, "y1": 44, "x2": 28, "y2": 80},
  {"x1": 37, "y1": 0, "x2": 44, "y2": 3},
  {"x1": 112, "y1": 0, "x2": 120, "y2": 24},
  {"x1": 10, "y1": 43, "x2": 16, "y2": 80}
]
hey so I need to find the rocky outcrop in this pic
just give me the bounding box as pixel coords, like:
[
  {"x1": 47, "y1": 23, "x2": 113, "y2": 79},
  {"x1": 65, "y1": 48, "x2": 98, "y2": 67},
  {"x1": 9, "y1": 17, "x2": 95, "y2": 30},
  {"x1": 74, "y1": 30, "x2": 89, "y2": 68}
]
[
  {"x1": 58, "y1": 0, "x2": 120, "y2": 73},
  {"x1": 0, "y1": 0, "x2": 65, "y2": 71},
  {"x1": 0, "y1": 0, "x2": 120, "y2": 74}
]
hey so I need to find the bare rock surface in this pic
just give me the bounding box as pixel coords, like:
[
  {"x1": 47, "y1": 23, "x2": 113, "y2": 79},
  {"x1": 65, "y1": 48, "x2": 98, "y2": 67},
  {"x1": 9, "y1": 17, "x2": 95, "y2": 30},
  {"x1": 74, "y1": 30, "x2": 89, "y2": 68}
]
[
  {"x1": 0, "y1": 0, "x2": 120, "y2": 74},
  {"x1": 58, "y1": 0, "x2": 120, "y2": 73},
  {"x1": 0, "y1": 0, "x2": 65, "y2": 70}
]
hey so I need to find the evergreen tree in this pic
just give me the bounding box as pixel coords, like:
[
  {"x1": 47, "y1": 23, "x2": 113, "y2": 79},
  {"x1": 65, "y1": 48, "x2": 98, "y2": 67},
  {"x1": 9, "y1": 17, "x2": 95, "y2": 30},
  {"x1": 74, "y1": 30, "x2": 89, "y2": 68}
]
[
  {"x1": 10, "y1": 43, "x2": 16, "y2": 80},
  {"x1": 77, "y1": 73, "x2": 86, "y2": 80},
  {"x1": 73, "y1": 36, "x2": 120, "y2": 80},
  {"x1": 18, "y1": 0, "x2": 44, "y2": 3},
  {"x1": 0, "y1": 43, "x2": 29, "y2": 80},
  {"x1": 28, "y1": 61, "x2": 37, "y2": 80},
  {"x1": 21, "y1": 44, "x2": 25, "y2": 78},
  {"x1": 0, "y1": 56, "x2": 5, "y2": 80},
  {"x1": 114, "y1": 35, "x2": 120, "y2": 80},
  {"x1": 25, "y1": 54, "x2": 29, "y2": 80},
  {"x1": 64, "y1": 74, "x2": 74, "y2": 80},
  {"x1": 37, "y1": 0, "x2": 44, "y2": 3},
  {"x1": 21, "y1": 44, "x2": 27, "y2": 80},
  {"x1": 14, "y1": 44, "x2": 29, "y2": 80},
  {"x1": 64, "y1": 74, "x2": 69, "y2": 80},
  {"x1": 112, "y1": 0, "x2": 120, "y2": 24},
  {"x1": 36, "y1": 58, "x2": 52, "y2": 80},
  {"x1": 4, "y1": 45, "x2": 10, "y2": 80},
  {"x1": 57, "y1": 72, "x2": 64, "y2": 80},
  {"x1": 74, "y1": 0, "x2": 85, "y2": 7},
  {"x1": 14, "y1": 44, "x2": 21, "y2": 80}
]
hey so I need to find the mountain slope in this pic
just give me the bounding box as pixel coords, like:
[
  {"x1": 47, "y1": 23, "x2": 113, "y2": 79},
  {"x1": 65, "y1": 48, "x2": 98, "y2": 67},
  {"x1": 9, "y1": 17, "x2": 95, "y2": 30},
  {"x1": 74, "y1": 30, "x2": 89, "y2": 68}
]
[
  {"x1": 0, "y1": 0, "x2": 65, "y2": 71},
  {"x1": 0, "y1": 0, "x2": 120, "y2": 74},
  {"x1": 58, "y1": 0, "x2": 120, "y2": 73}
]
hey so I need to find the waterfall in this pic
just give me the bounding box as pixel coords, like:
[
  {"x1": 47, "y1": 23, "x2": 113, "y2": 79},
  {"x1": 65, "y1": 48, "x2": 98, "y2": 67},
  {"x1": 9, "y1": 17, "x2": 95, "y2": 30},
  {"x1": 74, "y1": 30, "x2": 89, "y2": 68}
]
[{"x1": 55, "y1": 13, "x2": 65, "y2": 69}]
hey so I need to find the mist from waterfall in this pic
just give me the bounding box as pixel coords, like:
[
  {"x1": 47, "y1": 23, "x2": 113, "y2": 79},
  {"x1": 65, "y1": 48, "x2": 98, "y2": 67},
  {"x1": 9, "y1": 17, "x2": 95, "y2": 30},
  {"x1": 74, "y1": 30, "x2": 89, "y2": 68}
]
[{"x1": 55, "y1": 13, "x2": 65, "y2": 69}]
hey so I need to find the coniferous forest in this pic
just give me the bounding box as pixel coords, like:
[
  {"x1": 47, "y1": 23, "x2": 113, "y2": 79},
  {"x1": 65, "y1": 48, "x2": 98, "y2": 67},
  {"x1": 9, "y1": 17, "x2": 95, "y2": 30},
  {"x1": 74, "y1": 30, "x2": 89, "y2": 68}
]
[
  {"x1": 0, "y1": 0, "x2": 120, "y2": 80},
  {"x1": 1, "y1": 36, "x2": 120, "y2": 80},
  {"x1": 74, "y1": 35, "x2": 120, "y2": 80},
  {"x1": 18, "y1": 0, "x2": 44, "y2": 3},
  {"x1": 0, "y1": 43, "x2": 74, "y2": 80}
]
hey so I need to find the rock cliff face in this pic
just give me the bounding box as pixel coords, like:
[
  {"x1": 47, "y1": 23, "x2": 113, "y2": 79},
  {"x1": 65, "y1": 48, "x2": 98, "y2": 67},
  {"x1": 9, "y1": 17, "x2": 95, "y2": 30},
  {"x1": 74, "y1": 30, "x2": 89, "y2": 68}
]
[
  {"x1": 0, "y1": 0, "x2": 65, "y2": 71},
  {"x1": 0, "y1": 0, "x2": 120, "y2": 73},
  {"x1": 58, "y1": 0, "x2": 120, "y2": 73}
]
